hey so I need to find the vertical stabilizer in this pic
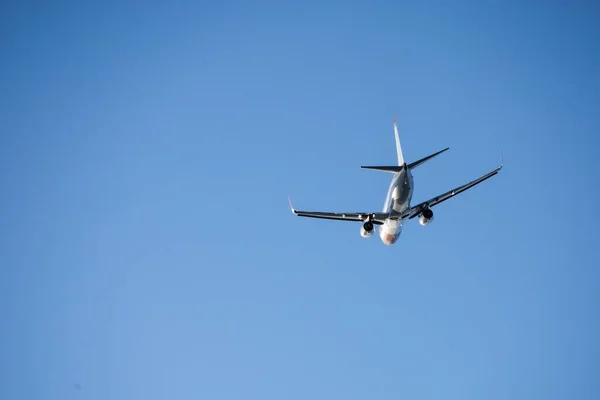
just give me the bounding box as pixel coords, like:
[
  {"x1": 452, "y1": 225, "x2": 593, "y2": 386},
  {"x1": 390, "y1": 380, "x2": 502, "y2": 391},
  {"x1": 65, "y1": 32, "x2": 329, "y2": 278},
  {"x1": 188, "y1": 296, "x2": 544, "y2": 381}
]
[{"x1": 393, "y1": 118, "x2": 405, "y2": 166}]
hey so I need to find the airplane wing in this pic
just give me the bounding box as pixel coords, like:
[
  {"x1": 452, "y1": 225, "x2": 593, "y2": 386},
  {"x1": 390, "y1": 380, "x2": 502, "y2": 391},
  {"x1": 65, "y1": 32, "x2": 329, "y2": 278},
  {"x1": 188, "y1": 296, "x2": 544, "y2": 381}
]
[
  {"x1": 288, "y1": 197, "x2": 388, "y2": 225},
  {"x1": 403, "y1": 165, "x2": 503, "y2": 219}
]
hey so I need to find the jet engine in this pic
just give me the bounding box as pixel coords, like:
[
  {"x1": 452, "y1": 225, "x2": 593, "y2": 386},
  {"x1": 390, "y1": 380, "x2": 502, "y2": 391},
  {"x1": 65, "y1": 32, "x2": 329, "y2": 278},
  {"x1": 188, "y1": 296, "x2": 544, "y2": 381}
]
[
  {"x1": 419, "y1": 208, "x2": 434, "y2": 226},
  {"x1": 360, "y1": 221, "x2": 375, "y2": 238}
]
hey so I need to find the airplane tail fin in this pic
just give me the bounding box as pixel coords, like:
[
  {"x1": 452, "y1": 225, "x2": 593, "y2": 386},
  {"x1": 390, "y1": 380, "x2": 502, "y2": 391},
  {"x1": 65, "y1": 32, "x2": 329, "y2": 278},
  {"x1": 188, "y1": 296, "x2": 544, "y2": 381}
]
[
  {"x1": 393, "y1": 118, "x2": 405, "y2": 166},
  {"x1": 407, "y1": 147, "x2": 450, "y2": 170},
  {"x1": 360, "y1": 118, "x2": 406, "y2": 173}
]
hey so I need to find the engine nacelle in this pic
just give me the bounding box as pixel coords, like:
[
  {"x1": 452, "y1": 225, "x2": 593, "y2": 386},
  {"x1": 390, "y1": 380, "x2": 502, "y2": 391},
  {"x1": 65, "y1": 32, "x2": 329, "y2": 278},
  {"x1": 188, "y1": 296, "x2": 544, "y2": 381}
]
[
  {"x1": 360, "y1": 221, "x2": 375, "y2": 238},
  {"x1": 419, "y1": 208, "x2": 434, "y2": 226}
]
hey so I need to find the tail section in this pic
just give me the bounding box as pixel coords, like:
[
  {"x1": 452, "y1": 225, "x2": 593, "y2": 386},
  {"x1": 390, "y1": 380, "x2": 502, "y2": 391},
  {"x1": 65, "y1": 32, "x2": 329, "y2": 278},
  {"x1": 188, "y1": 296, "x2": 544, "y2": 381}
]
[
  {"x1": 360, "y1": 119, "x2": 448, "y2": 173},
  {"x1": 393, "y1": 118, "x2": 405, "y2": 166},
  {"x1": 407, "y1": 147, "x2": 450, "y2": 170}
]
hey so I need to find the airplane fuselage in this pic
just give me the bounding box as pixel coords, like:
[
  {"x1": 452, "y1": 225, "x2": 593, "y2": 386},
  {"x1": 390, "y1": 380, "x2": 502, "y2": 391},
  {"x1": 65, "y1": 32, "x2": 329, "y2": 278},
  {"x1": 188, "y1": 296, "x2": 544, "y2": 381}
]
[{"x1": 379, "y1": 166, "x2": 414, "y2": 245}]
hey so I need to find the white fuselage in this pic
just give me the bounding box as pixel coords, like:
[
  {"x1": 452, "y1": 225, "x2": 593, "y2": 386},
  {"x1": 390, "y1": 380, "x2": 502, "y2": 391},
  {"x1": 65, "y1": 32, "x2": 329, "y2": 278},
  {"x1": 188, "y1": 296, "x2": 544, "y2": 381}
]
[{"x1": 379, "y1": 167, "x2": 414, "y2": 245}]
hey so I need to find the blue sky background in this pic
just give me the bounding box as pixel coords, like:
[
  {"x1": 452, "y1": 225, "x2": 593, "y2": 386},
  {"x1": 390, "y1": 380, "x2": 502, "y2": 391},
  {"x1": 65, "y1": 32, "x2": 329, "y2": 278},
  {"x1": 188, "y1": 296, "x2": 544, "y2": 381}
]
[{"x1": 1, "y1": 1, "x2": 599, "y2": 399}]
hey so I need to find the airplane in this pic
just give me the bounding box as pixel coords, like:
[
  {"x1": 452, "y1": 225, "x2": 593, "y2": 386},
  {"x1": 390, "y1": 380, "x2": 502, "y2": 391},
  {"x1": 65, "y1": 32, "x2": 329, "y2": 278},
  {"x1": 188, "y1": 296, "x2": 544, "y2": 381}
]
[{"x1": 288, "y1": 119, "x2": 502, "y2": 245}]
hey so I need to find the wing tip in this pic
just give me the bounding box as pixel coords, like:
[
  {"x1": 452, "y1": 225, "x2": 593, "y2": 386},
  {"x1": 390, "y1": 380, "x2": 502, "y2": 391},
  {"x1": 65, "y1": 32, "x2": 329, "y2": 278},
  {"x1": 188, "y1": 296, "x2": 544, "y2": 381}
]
[{"x1": 288, "y1": 196, "x2": 297, "y2": 214}]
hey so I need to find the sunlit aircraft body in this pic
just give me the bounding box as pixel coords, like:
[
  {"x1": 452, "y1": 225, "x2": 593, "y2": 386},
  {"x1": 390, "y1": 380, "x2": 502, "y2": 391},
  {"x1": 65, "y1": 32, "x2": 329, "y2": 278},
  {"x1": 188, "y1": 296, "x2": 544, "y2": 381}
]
[{"x1": 289, "y1": 119, "x2": 502, "y2": 245}]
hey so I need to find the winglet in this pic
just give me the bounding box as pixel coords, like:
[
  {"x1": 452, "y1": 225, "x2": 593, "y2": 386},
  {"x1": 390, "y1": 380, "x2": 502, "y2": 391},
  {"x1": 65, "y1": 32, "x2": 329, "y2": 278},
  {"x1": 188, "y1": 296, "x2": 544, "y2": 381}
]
[
  {"x1": 500, "y1": 150, "x2": 504, "y2": 170},
  {"x1": 288, "y1": 196, "x2": 297, "y2": 215}
]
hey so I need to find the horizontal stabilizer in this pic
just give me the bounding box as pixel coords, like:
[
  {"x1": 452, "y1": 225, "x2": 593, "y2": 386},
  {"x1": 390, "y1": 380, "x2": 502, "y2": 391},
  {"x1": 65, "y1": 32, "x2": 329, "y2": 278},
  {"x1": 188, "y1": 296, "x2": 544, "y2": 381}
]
[
  {"x1": 407, "y1": 147, "x2": 449, "y2": 170},
  {"x1": 361, "y1": 165, "x2": 405, "y2": 173}
]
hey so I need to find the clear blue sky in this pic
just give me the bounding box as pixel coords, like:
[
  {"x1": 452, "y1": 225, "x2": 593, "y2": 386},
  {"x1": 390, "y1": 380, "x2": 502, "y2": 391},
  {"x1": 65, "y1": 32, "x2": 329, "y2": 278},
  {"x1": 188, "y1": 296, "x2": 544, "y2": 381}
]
[{"x1": 1, "y1": 2, "x2": 599, "y2": 399}]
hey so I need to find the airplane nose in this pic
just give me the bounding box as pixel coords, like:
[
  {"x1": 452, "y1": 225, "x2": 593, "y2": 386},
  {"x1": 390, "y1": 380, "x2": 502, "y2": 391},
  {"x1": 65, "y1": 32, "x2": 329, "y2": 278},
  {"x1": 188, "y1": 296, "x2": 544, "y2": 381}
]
[{"x1": 380, "y1": 233, "x2": 396, "y2": 245}]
